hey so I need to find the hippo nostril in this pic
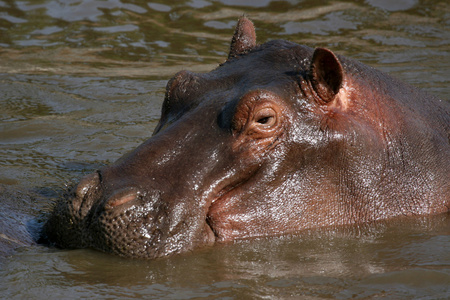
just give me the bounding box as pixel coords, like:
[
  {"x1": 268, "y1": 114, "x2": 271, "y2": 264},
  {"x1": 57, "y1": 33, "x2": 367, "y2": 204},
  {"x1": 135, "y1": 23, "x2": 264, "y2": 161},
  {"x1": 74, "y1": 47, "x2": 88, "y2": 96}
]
[
  {"x1": 71, "y1": 172, "x2": 101, "y2": 216},
  {"x1": 106, "y1": 188, "x2": 139, "y2": 209},
  {"x1": 75, "y1": 172, "x2": 100, "y2": 199}
]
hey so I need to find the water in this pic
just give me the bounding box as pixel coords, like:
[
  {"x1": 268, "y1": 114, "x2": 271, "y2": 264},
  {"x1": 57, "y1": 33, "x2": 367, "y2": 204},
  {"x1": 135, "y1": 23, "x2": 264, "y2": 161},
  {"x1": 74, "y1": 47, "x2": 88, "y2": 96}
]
[{"x1": 0, "y1": 0, "x2": 449, "y2": 298}]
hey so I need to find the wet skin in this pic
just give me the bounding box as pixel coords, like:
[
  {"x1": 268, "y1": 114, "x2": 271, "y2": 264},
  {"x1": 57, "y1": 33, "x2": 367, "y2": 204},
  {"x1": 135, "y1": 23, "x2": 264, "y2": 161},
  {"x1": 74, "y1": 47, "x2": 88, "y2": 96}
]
[{"x1": 41, "y1": 18, "x2": 450, "y2": 259}]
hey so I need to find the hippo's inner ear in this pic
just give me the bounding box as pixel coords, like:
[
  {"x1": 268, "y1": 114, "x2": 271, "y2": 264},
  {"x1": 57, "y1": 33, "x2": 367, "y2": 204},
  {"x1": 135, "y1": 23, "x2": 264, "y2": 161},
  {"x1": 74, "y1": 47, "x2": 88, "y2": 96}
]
[
  {"x1": 228, "y1": 17, "x2": 256, "y2": 59},
  {"x1": 309, "y1": 48, "x2": 344, "y2": 104}
]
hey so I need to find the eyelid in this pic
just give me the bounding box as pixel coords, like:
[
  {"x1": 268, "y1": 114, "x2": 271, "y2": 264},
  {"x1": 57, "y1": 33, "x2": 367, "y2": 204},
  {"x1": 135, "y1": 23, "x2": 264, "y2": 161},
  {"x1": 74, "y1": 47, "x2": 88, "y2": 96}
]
[
  {"x1": 254, "y1": 107, "x2": 277, "y2": 126},
  {"x1": 231, "y1": 90, "x2": 283, "y2": 135}
]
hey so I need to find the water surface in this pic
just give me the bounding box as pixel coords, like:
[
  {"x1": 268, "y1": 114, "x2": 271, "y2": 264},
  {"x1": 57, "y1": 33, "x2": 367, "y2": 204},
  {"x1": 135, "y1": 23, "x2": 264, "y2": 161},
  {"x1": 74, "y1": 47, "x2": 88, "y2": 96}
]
[{"x1": 0, "y1": 0, "x2": 449, "y2": 298}]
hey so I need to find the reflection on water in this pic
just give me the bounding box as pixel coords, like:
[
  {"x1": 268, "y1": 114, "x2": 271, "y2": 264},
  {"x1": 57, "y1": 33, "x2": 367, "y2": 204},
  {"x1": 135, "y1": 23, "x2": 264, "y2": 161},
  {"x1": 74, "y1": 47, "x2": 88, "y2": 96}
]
[{"x1": 0, "y1": 0, "x2": 449, "y2": 299}]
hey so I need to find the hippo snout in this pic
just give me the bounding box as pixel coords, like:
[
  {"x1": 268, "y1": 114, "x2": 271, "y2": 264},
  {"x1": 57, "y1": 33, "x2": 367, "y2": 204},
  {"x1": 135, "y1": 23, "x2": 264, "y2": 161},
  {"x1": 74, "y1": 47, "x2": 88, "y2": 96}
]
[{"x1": 43, "y1": 164, "x2": 215, "y2": 258}]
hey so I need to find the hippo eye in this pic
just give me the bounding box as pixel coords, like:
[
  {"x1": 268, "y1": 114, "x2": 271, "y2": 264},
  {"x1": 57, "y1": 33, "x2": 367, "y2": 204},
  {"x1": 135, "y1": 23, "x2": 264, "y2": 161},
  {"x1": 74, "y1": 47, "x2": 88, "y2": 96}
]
[
  {"x1": 257, "y1": 116, "x2": 272, "y2": 124},
  {"x1": 254, "y1": 107, "x2": 277, "y2": 127}
]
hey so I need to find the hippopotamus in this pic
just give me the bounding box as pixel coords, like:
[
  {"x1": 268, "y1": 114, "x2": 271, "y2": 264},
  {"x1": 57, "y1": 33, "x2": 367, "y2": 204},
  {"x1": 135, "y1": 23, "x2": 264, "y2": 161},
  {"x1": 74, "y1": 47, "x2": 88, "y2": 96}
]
[{"x1": 41, "y1": 17, "x2": 450, "y2": 259}]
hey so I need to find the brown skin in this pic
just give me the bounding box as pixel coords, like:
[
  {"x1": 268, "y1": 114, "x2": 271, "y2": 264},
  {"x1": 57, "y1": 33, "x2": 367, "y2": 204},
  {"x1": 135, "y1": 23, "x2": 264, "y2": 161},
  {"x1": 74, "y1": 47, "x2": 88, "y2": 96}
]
[{"x1": 41, "y1": 18, "x2": 450, "y2": 259}]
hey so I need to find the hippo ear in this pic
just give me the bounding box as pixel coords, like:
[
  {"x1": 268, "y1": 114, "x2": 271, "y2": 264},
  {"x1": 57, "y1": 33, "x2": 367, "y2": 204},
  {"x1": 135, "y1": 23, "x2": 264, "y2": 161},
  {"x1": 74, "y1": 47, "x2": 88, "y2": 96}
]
[
  {"x1": 228, "y1": 17, "x2": 257, "y2": 59},
  {"x1": 309, "y1": 48, "x2": 344, "y2": 104}
]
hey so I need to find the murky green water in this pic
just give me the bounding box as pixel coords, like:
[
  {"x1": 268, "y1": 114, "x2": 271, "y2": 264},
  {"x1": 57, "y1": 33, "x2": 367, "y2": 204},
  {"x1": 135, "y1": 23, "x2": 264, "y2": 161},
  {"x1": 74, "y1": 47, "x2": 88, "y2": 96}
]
[{"x1": 0, "y1": 0, "x2": 449, "y2": 299}]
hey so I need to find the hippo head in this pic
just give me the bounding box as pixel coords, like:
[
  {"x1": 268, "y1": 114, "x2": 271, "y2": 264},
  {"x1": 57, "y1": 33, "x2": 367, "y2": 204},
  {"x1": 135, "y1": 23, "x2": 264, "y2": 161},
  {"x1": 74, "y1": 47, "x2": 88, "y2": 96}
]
[
  {"x1": 42, "y1": 18, "x2": 428, "y2": 259},
  {"x1": 41, "y1": 18, "x2": 356, "y2": 258}
]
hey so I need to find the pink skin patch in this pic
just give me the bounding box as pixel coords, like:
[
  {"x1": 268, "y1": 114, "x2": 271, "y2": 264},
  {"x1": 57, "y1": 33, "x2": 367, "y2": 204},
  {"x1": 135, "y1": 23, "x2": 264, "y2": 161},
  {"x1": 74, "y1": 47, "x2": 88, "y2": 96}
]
[{"x1": 106, "y1": 190, "x2": 138, "y2": 208}]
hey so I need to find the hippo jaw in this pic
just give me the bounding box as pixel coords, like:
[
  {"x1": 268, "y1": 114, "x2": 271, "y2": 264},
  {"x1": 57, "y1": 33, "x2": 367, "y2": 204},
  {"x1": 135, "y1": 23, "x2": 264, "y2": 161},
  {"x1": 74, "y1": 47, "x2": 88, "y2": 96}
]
[{"x1": 43, "y1": 171, "x2": 216, "y2": 258}]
